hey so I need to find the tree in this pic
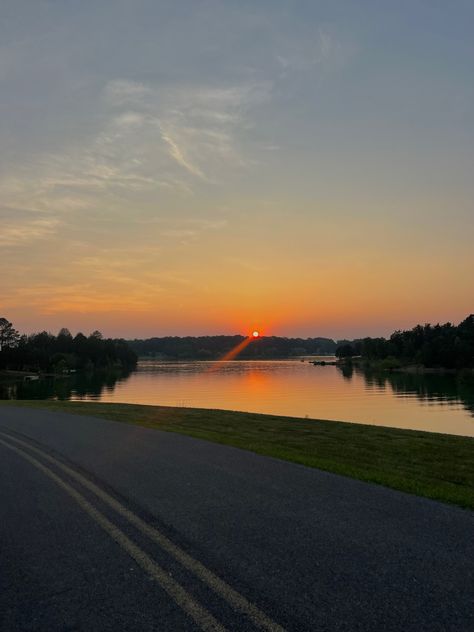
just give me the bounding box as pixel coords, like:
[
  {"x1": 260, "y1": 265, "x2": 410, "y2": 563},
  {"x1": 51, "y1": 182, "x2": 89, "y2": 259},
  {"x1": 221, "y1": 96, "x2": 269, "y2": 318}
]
[
  {"x1": 57, "y1": 328, "x2": 73, "y2": 353},
  {"x1": 335, "y1": 343, "x2": 356, "y2": 358},
  {"x1": 0, "y1": 317, "x2": 20, "y2": 351}
]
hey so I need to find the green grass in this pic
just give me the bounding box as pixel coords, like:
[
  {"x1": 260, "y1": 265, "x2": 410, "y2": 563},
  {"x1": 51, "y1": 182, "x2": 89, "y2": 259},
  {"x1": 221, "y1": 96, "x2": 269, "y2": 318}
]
[{"x1": 1, "y1": 399, "x2": 473, "y2": 510}]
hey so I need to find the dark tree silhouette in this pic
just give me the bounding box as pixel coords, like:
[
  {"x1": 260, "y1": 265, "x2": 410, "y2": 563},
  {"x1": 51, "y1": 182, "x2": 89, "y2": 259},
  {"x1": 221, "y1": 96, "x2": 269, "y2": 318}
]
[
  {"x1": 335, "y1": 344, "x2": 356, "y2": 359},
  {"x1": 338, "y1": 315, "x2": 474, "y2": 369},
  {"x1": 0, "y1": 319, "x2": 137, "y2": 373},
  {"x1": 0, "y1": 318, "x2": 20, "y2": 351}
]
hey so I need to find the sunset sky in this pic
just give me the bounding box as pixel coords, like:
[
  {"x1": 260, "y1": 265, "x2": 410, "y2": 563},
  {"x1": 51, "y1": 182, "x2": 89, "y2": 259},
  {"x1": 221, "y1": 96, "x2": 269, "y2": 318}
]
[{"x1": 1, "y1": 1, "x2": 473, "y2": 339}]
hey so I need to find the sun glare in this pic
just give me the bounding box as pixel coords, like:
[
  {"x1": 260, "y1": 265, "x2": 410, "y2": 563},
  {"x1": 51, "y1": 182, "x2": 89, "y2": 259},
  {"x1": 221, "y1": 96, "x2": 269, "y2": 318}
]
[{"x1": 252, "y1": 331, "x2": 260, "y2": 338}]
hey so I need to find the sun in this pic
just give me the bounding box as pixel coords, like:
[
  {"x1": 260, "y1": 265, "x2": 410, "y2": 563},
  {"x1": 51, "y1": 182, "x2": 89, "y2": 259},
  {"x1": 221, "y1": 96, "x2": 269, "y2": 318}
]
[{"x1": 252, "y1": 330, "x2": 260, "y2": 338}]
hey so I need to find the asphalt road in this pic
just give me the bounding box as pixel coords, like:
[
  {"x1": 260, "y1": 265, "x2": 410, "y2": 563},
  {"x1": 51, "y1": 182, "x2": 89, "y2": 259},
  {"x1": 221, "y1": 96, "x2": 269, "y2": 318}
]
[{"x1": 0, "y1": 406, "x2": 472, "y2": 632}]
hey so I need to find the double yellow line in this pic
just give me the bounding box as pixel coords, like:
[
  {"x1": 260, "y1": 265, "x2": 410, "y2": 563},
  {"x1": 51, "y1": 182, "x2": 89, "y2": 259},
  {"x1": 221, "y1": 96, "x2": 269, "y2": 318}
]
[{"x1": 0, "y1": 429, "x2": 286, "y2": 632}]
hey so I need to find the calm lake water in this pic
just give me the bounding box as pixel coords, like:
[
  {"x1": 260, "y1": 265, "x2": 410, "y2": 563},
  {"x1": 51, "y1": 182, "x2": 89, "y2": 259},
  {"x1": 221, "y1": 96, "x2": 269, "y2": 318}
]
[{"x1": 3, "y1": 359, "x2": 474, "y2": 437}]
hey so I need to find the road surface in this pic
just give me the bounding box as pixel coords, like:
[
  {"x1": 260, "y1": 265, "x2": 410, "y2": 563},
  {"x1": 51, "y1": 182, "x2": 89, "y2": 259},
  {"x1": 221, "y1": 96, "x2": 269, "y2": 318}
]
[{"x1": 0, "y1": 405, "x2": 472, "y2": 631}]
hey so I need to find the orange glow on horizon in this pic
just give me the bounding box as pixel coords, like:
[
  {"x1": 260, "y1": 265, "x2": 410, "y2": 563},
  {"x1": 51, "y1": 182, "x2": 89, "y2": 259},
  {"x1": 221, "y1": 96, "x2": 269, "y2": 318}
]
[
  {"x1": 207, "y1": 332, "x2": 261, "y2": 372},
  {"x1": 5, "y1": 250, "x2": 472, "y2": 340}
]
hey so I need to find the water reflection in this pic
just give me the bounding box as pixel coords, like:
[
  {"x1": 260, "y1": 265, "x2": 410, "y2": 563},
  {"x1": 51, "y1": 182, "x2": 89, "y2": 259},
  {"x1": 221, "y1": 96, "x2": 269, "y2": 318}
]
[
  {"x1": 339, "y1": 363, "x2": 354, "y2": 380},
  {"x1": 0, "y1": 368, "x2": 132, "y2": 401},
  {"x1": 1, "y1": 361, "x2": 473, "y2": 436},
  {"x1": 353, "y1": 366, "x2": 474, "y2": 416}
]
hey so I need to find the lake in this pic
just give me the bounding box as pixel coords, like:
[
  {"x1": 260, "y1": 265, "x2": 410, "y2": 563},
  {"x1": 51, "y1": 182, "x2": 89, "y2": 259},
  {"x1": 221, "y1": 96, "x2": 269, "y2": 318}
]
[{"x1": 2, "y1": 359, "x2": 474, "y2": 437}]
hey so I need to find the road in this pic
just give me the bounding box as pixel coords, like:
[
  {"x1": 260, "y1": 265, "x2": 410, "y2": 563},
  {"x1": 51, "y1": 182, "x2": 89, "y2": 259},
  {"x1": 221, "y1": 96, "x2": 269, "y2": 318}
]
[{"x1": 0, "y1": 406, "x2": 472, "y2": 631}]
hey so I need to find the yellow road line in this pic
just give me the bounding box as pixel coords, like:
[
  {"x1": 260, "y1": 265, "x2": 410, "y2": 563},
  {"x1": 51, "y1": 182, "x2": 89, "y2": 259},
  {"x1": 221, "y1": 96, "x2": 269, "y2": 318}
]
[
  {"x1": 0, "y1": 429, "x2": 286, "y2": 632},
  {"x1": 0, "y1": 435, "x2": 227, "y2": 632}
]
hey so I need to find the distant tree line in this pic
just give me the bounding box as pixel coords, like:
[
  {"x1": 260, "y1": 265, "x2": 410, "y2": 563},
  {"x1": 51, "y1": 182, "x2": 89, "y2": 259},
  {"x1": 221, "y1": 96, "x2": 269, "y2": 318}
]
[
  {"x1": 129, "y1": 335, "x2": 337, "y2": 360},
  {"x1": 4, "y1": 313, "x2": 472, "y2": 371},
  {"x1": 335, "y1": 315, "x2": 474, "y2": 369},
  {"x1": 0, "y1": 318, "x2": 137, "y2": 373}
]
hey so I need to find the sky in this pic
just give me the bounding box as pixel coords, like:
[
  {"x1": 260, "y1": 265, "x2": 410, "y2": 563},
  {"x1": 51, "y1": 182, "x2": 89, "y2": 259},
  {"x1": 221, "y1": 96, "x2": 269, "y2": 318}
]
[{"x1": 1, "y1": 0, "x2": 473, "y2": 340}]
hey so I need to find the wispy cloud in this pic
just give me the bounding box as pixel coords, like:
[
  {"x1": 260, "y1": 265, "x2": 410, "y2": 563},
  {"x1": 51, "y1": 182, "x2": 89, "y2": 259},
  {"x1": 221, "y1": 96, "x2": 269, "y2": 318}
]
[
  {"x1": 160, "y1": 127, "x2": 206, "y2": 179},
  {"x1": 0, "y1": 239, "x2": 199, "y2": 316},
  {"x1": 226, "y1": 257, "x2": 268, "y2": 273},
  {"x1": 105, "y1": 79, "x2": 273, "y2": 181},
  {"x1": 0, "y1": 77, "x2": 272, "y2": 230},
  {"x1": 275, "y1": 27, "x2": 352, "y2": 76},
  {"x1": 103, "y1": 79, "x2": 151, "y2": 105},
  {"x1": 0, "y1": 207, "x2": 60, "y2": 246}
]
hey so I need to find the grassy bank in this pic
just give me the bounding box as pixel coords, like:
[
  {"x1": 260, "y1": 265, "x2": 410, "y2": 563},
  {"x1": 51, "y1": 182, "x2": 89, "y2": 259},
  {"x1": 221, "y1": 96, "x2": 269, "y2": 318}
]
[{"x1": 1, "y1": 400, "x2": 473, "y2": 510}]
